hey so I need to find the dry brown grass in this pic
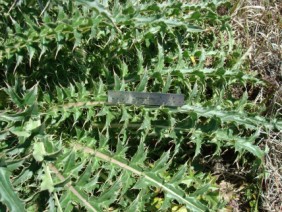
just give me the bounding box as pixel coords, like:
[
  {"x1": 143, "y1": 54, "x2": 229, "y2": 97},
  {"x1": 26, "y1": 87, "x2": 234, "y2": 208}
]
[
  {"x1": 231, "y1": 0, "x2": 282, "y2": 211},
  {"x1": 263, "y1": 132, "x2": 282, "y2": 211},
  {"x1": 231, "y1": 0, "x2": 281, "y2": 114}
]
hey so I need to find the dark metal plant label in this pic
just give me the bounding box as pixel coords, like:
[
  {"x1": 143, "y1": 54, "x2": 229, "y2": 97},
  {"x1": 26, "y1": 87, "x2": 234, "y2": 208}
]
[{"x1": 108, "y1": 91, "x2": 184, "y2": 107}]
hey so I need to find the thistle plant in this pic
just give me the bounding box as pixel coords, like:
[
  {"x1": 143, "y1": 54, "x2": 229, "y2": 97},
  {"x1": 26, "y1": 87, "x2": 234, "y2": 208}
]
[{"x1": 0, "y1": 0, "x2": 280, "y2": 211}]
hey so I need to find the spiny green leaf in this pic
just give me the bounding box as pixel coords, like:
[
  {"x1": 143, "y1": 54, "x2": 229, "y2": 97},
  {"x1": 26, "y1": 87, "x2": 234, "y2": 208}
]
[
  {"x1": 9, "y1": 127, "x2": 31, "y2": 138},
  {"x1": 14, "y1": 54, "x2": 23, "y2": 71},
  {"x1": 114, "y1": 72, "x2": 121, "y2": 91},
  {"x1": 0, "y1": 167, "x2": 25, "y2": 212},
  {"x1": 41, "y1": 164, "x2": 54, "y2": 192},
  {"x1": 191, "y1": 184, "x2": 211, "y2": 197},
  {"x1": 136, "y1": 73, "x2": 148, "y2": 92},
  {"x1": 130, "y1": 142, "x2": 147, "y2": 169},
  {"x1": 4, "y1": 84, "x2": 23, "y2": 108},
  {"x1": 63, "y1": 151, "x2": 76, "y2": 175},
  {"x1": 76, "y1": 161, "x2": 93, "y2": 187},
  {"x1": 13, "y1": 167, "x2": 33, "y2": 186},
  {"x1": 120, "y1": 61, "x2": 129, "y2": 78},
  {"x1": 162, "y1": 73, "x2": 172, "y2": 93},
  {"x1": 170, "y1": 164, "x2": 187, "y2": 184},
  {"x1": 73, "y1": 144, "x2": 207, "y2": 211},
  {"x1": 192, "y1": 131, "x2": 203, "y2": 159},
  {"x1": 96, "y1": 178, "x2": 121, "y2": 206},
  {"x1": 180, "y1": 105, "x2": 278, "y2": 130},
  {"x1": 234, "y1": 139, "x2": 264, "y2": 159},
  {"x1": 27, "y1": 45, "x2": 36, "y2": 66},
  {"x1": 77, "y1": 0, "x2": 120, "y2": 32},
  {"x1": 139, "y1": 110, "x2": 151, "y2": 132},
  {"x1": 24, "y1": 84, "x2": 38, "y2": 106},
  {"x1": 127, "y1": 190, "x2": 145, "y2": 212},
  {"x1": 24, "y1": 119, "x2": 41, "y2": 132},
  {"x1": 150, "y1": 150, "x2": 171, "y2": 173},
  {"x1": 155, "y1": 43, "x2": 164, "y2": 73},
  {"x1": 0, "y1": 131, "x2": 10, "y2": 141},
  {"x1": 33, "y1": 142, "x2": 46, "y2": 162}
]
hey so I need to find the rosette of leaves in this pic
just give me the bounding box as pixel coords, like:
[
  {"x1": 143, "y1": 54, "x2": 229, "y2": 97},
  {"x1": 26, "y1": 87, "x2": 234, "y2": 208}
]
[{"x1": 0, "y1": 0, "x2": 280, "y2": 211}]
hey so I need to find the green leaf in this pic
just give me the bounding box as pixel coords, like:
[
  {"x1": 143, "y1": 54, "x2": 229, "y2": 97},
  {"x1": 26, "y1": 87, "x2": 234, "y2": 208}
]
[
  {"x1": 14, "y1": 54, "x2": 23, "y2": 71},
  {"x1": 76, "y1": 162, "x2": 93, "y2": 187},
  {"x1": 4, "y1": 84, "x2": 23, "y2": 108},
  {"x1": 24, "y1": 84, "x2": 38, "y2": 106},
  {"x1": 120, "y1": 61, "x2": 129, "y2": 78},
  {"x1": 180, "y1": 105, "x2": 277, "y2": 130},
  {"x1": 150, "y1": 151, "x2": 171, "y2": 173},
  {"x1": 27, "y1": 46, "x2": 36, "y2": 67},
  {"x1": 191, "y1": 184, "x2": 210, "y2": 196},
  {"x1": 9, "y1": 127, "x2": 31, "y2": 138},
  {"x1": 77, "y1": 0, "x2": 120, "y2": 32},
  {"x1": 192, "y1": 131, "x2": 203, "y2": 159},
  {"x1": 73, "y1": 144, "x2": 207, "y2": 212},
  {"x1": 0, "y1": 131, "x2": 10, "y2": 141},
  {"x1": 63, "y1": 151, "x2": 76, "y2": 175},
  {"x1": 114, "y1": 72, "x2": 121, "y2": 90},
  {"x1": 162, "y1": 73, "x2": 171, "y2": 93},
  {"x1": 235, "y1": 139, "x2": 264, "y2": 159},
  {"x1": 39, "y1": 38, "x2": 48, "y2": 61},
  {"x1": 139, "y1": 111, "x2": 151, "y2": 132},
  {"x1": 13, "y1": 167, "x2": 33, "y2": 186},
  {"x1": 40, "y1": 165, "x2": 54, "y2": 193},
  {"x1": 155, "y1": 43, "x2": 164, "y2": 73},
  {"x1": 0, "y1": 167, "x2": 25, "y2": 212},
  {"x1": 127, "y1": 190, "x2": 145, "y2": 212},
  {"x1": 73, "y1": 29, "x2": 82, "y2": 50},
  {"x1": 120, "y1": 106, "x2": 132, "y2": 122},
  {"x1": 170, "y1": 164, "x2": 187, "y2": 184},
  {"x1": 33, "y1": 142, "x2": 46, "y2": 162},
  {"x1": 129, "y1": 144, "x2": 146, "y2": 172},
  {"x1": 136, "y1": 73, "x2": 148, "y2": 92},
  {"x1": 24, "y1": 119, "x2": 41, "y2": 132},
  {"x1": 96, "y1": 179, "x2": 121, "y2": 206}
]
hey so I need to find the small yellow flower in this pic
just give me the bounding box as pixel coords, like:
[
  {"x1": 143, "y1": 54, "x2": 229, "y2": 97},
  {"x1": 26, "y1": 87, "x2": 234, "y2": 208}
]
[{"x1": 190, "y1": 56, "x2": 196, "y2": 66}]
